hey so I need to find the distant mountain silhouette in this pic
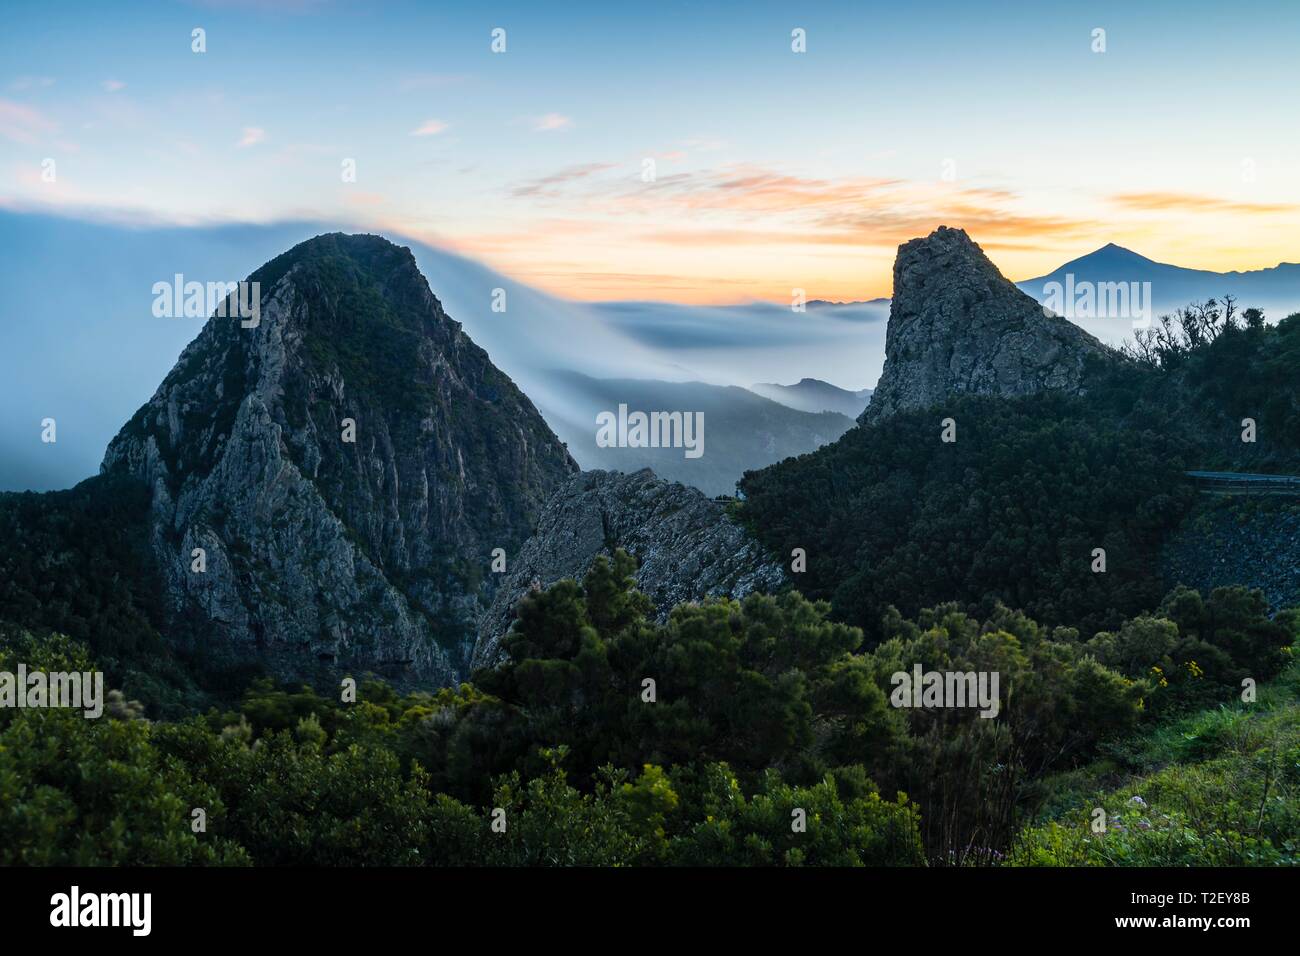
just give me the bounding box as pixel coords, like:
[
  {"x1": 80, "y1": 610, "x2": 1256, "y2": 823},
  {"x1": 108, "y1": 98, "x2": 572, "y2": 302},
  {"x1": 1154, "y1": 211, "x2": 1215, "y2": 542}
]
[
  {"x1": 806, "y1": 297, "x2": 891, "y2": 309},
  {"x1": 544, "y1": 372, "x2": 855, "y2": 497},
  {"x1": 749, "y1": 378, "x2": 873, "y2": 417},
  {"x1": 1018, "y1": 243, "x2": 1300, "y2": 326}
]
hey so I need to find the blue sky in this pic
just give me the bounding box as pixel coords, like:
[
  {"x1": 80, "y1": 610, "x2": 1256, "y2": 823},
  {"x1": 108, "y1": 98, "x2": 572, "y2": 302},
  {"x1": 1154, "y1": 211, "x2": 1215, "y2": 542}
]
[{"x1": 3, "y1": 0, "x2": 1299, "y2": 302}]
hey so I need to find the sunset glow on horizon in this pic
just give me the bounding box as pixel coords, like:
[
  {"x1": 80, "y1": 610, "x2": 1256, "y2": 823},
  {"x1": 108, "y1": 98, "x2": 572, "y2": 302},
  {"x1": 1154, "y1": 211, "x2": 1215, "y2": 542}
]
[{"x1": 3, "y1": 0, "x2": 1297, "y2": 304}]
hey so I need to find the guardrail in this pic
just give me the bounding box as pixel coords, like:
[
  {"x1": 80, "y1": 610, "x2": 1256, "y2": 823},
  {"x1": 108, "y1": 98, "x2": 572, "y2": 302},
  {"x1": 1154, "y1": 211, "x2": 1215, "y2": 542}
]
[{"x1": 1185, "y1": 470, "x2": 1300, "y2": 495}]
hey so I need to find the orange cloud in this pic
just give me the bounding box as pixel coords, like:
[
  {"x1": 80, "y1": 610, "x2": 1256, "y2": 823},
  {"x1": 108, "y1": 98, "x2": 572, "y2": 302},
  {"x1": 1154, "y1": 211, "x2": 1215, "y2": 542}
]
[
  {"x1": 1111, "y1": 191, "x2": 1296, "y2": 215},
  {"x1": 419, "y1": 158, "x2": 1298, "y2": 304},
  {"x1": 508, "y1": 161, "x2": 1099, "y2": 248},
  {"x1": 469, "y1": 160, "x2": 1120, "y2": 301}
]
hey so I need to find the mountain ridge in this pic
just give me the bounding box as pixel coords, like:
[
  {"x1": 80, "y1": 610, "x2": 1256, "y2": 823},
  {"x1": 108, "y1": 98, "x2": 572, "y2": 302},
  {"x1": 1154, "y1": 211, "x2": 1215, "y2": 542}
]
[
  {"x1": 748, "y1": 378, "x2": 873, "y2": 417},
  {"x1": 545, "y1": 371, "x2": 855, "y2": 496}
]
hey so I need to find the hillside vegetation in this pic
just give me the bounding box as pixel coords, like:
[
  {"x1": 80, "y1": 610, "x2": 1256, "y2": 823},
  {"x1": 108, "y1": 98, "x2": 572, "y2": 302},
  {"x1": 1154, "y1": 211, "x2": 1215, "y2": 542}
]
[
  {"x1": 739, "y1": 307, "x2": 1300, "y2": 646},
  {"x1": 1, "y1": 302, "x2": 1296, "y2": 866},
  {"x1": 3, "y1": 552, "x2": 1293, "y2": 866}
]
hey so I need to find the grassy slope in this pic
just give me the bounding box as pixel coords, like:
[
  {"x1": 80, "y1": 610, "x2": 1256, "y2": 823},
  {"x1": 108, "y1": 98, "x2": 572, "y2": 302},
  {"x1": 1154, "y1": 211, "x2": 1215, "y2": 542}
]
[{"x1": 1010, "y1": 630, "x2": 1300, "y2": 865}]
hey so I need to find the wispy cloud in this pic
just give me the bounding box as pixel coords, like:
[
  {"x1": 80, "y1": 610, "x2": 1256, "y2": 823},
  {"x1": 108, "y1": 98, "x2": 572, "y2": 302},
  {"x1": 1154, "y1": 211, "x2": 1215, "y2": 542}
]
[
  {"x1": 531, "y1": 112, "x2": 573, "y2": 132},
  {"x1": 1110, "y1": 191, "x2": 1296, "y2": 216},
  {"x1": 397, "y1": 73, "x2": 469, "y2": 91},
  {"x1": 101, "y1": 79, "x2": 126, "y2": 93},
  {"x1": 511, "y1": 162, "x2": 617, "y2": 197},
  {"x1": 474, "y1": 158, "x2": 1114, "y2": 301},
  {"x1": 506, "y1": 160, "x2": 1098, "y2": 249},
  {"x1": 192, "y1": 0, "x2": 327, "y2": 11},
  {"x1": 8, "y1": 76, "x2": 55, "y2": 92},
  {"x1": 236, "y1": 126, "x2": 266, "y2": 147},
  {"x1": 0, "y1": 98, "x2": 57, "y2": 145},
  {"x1": 410, "y1": 118, "x2": 449, "y2": 136},
  {"x1": 344, "y1": 191, "x2": 388, "y2": 207},
  {"x1": 681, "y1": 137, "x2": 726, "y2": 152}
]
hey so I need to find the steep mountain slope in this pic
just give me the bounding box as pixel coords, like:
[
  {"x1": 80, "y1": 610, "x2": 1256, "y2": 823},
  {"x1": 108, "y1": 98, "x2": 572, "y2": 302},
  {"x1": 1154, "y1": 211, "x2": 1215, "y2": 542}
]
[
  {"x1": 862, "y1": 226, "x2": 1114, "y2": 424},
  {"x1": 473, "y1": 468, "x2": 785, "y2": 668},
  {"x1": 749, "y1": 378, "x2": 873, "y2": 417},
  {"x1": 101, "y1": 233, "x2": 578, "y2": 686}
]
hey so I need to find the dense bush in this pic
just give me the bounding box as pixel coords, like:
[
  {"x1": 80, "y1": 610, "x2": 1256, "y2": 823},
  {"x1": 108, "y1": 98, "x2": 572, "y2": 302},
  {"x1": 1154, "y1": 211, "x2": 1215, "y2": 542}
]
[
  {"x1": 739, "y1": 391, "x2": 1199, "y2": 643},
  {"x1": 1, "y1": 553, "x2": 1292, "y2": 866},
  {"x1": 0, "y1": 633, "x2": 247, "y2": 865},
  {"x1": 0, "y1": 476, "x2": 163, "y2": 662},
  {"x1": 0, "y1": 476, "x2": 232, "y2": 717},
  {"x1": 215, "y1": 565, "x2": 1300, "y2": 866}
]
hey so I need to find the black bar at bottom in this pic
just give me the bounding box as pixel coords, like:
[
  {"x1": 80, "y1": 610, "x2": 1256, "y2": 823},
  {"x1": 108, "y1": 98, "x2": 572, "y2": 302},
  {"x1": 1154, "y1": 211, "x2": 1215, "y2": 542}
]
[{"x1": 0, "y1": 865, "x2": 1285, "y2": 942}]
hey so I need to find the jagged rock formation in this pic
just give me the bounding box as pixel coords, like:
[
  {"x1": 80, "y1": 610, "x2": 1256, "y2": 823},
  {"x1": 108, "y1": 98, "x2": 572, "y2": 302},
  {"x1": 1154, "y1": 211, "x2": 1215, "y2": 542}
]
[
  {"x1": 862, "y1": 226, "x2": 1113, "y2": 424},
  {"x1": 472, "y1": 468, "x2": 785, "y2": 669},
  {"x1": 102, "y1": 233, "x2": 577, "y2": 686}
]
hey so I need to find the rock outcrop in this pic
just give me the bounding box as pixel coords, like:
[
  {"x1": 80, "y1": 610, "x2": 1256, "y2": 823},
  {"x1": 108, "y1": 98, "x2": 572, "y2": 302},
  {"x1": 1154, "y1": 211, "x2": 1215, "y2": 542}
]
[
  {"x1": 861, "y1": 226, "x2": 1112, "y2": 424},
  {"x1": 102, "y1": 233, "x2": 577, "y2": 687},
  {"x1": 472, "y1": 468, "x2": 785, "y2": 669}
]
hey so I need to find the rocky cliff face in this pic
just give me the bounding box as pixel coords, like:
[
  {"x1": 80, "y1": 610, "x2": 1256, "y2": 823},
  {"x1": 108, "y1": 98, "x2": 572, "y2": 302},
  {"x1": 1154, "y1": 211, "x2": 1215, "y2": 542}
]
[
  {"x1": 861, "y1": 226, "x2": 1112, "y2": 424},
  {"x1": 472, "y1": 468, "x2": 785, "y2": 669},
  {"x1": 102, "y1": 233, "x2": 577, "y2": 686}
]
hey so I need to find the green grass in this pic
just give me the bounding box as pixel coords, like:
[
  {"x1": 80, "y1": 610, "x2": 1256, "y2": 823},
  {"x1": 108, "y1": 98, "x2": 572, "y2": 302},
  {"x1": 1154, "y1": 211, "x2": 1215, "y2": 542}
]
[{"x1": 1009, "y1": 642, "x2": 1300, "y2": 865}]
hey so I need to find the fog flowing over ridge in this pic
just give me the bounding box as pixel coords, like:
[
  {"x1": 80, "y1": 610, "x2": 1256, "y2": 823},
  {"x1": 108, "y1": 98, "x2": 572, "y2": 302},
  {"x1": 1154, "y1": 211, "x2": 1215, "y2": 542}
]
[
  {"x1": 0, "y1": 211, "x2": 886, "y2": 491},
  {"x1": 9, "y1": 211, "x2": 1287, "y2": 493}
]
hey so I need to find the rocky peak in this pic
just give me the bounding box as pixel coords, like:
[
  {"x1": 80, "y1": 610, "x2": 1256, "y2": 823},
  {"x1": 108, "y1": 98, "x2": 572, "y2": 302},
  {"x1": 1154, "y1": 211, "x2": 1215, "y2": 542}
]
[
  {"x1": 103, "y1": 232, "x2": 577, "y2": 687},
  {"x1": 861, "y1": 226, "x2": 1113, "y2": 424}
]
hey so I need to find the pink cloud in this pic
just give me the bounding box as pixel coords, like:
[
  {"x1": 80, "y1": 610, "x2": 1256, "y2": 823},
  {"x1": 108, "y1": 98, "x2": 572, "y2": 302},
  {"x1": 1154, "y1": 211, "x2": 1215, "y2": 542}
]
[
  {"x1": 0, "y1": 98, "x2": 57, "y2": 145},
  {"x1": 410, "y1": 119, "x2": 449, "y2": 136},
  {"x1": 531, "y1": 113, "x2": 573, "y2": 132}
]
